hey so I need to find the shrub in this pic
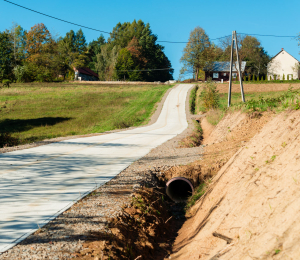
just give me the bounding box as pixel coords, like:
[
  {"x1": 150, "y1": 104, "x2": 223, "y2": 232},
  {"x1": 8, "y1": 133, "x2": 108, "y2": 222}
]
[
  {"x1": 283, "y1": 74, "x2": 285, "y2": 81},
  {"x1": 243, "y1": 76, "x2": 246, "y2": 82},
  {"x1": 0, "y1": 133, "x2": 19, "y2": 148},
  {"x1": 200, "y1": 80, "x2": 220, "y2": 111},
  {"x1": 252, "y1": 74, "x2": 255, "y2": 81},
  {"x1": 2, "y1": 79, "x2": 11, "y2": 88},
  {"x1": 13, "y1": 65, "x2": 27, "y2": 83},
  {"x1": 190, "y1": 85, "x2": 199, "y2": 114}
]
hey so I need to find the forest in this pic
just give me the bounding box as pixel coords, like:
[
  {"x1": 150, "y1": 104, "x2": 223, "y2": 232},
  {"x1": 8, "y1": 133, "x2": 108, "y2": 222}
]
[{"x1": 0, "y1": 20, "x2": 174, "y2": 83}]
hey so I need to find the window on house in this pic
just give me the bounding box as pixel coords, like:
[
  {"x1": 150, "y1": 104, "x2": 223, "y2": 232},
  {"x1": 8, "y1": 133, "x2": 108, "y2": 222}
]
[
  {"x1": 213, "y1": 73, "x2": 219, "y2": 78},
  {"x1": 223, "y1": 73, "x2": 226, "y2": 76},
  {"x1": 232, "y1": 73, "x2": 237, "y2": 78}
]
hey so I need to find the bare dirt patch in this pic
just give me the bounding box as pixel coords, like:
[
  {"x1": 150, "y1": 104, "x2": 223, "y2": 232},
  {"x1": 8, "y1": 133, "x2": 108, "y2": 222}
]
[{"x1": 168, "y1": 110, "x2": 300, "y2": 259}]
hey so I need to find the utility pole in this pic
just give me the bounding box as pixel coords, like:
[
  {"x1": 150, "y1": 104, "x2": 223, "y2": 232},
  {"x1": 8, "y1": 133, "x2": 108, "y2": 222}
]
[
  {"x1": 234, "y1": 31, "x2": 245, "y2": 103},
  {"x1": 228, "y1": 32, "x2": 234, "y2": 107},
  {"x1": 228, "y1": 31, "x2": 246, "y2": 107}
]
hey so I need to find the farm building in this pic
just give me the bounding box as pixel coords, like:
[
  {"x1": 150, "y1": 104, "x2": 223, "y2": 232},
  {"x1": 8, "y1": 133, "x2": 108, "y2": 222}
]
[
  {"x1": 203, "y1": 61, "x2": 246, "y2": 82},
  {"x1": 267, "y1": 48, "x2": 300, "y2": 80},
  {"x1": 74, "y1": 67, "x2": 99, "y2": 81}
]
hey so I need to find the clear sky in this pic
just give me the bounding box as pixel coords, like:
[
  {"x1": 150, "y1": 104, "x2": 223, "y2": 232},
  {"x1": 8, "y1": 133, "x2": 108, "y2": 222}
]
[{"x1": 1, "y1": 0, "x2": 299, "y2": 80}]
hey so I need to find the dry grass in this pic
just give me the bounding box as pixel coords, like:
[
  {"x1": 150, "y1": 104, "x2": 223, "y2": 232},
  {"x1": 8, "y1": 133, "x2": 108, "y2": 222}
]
[{"x1": 205, "y1": 109, "x2": 225, "y2": 126}]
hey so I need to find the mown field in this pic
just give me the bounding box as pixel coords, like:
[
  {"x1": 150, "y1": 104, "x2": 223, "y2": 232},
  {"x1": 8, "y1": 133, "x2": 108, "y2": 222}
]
[{"x1": 0, "y1": 83, "x2": 172, "y2": 146}]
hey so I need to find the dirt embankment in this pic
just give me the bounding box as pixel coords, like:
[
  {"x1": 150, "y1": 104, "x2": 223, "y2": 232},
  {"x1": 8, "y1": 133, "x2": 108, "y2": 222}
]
[
  {"x1": 216, "y1": 83, "x2": 300, "y2": 93},
  {"x1": 169, "y1": 110, "x2": 300, "y2": 259},
  {"x1": 160, "y1": 111, "x2": 273, "y2": 188}
]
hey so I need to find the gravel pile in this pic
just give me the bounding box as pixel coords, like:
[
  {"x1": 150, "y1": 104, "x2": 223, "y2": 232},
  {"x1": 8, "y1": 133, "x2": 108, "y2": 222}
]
[{"x1": 0, "y1": 86, "x2": 204, "y2": 259}]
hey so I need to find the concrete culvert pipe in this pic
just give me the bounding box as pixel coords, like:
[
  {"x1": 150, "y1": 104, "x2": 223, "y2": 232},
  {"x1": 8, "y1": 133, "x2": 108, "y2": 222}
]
[{"x1": 166, "y1": 177, "x2": 194, "y2": 202}]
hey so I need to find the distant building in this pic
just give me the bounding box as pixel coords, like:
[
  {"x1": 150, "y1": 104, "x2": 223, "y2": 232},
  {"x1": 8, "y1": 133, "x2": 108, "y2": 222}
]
[
  {"x1": 267, "y1": 49, "x2": 300, "y2": 80},
  {"x1": 203, "y1": 61, "x2": 246, "y2": 81},
  {"x1": 73, "y1": 67, "x2": 99, "y2": 81}
]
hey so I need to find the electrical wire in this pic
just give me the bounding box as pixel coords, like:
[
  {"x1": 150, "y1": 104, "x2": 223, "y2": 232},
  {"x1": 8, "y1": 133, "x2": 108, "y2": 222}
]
[
  {"x1": 4, "y1": 1, "x2": 299, "y2": 43},
  {"x1": 157, "y1": 35, "x2": 232, "y2": 43},
  {"x1": 116, "y1": 68, "x2": 173, "y2": 72},
  {"x1": 3, "y1": 0, "x2": 111, "y2": 34},
  {"x1": 238, "y1": 33, "x2": 297, "y2": 38}
]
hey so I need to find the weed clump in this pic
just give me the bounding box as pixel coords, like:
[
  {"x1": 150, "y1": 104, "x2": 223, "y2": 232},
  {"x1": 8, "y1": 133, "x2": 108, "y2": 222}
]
[
  {"x1": 190, "y1": 85, "x2": 199, "y2": 114},
  {"x1": 2, "y1": 79, "x2": 11, "y2": 88},
  {"x1": 233, "y1": 87, "x2": 300, "y2": 112},
  {"x1": 179, "y1": 120, "x2": 203, "y2": 148},
  {"x1": 186, "y1": 183, "x2": 206, "y2": 209},
  {"x1": 0, "y1": 133, "x2": 19, "y2": 148},
  {"x1": 199, "y1": 80, "x2": 220, "y2": 111}
]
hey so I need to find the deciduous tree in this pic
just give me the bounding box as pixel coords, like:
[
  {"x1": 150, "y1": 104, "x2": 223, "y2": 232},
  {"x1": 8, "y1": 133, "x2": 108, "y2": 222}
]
[
  {"x1": 109, "y1": 20, "x2": 173, "y2": 81},
  {"x1": 180, "y1": 27, "x2": 212, "y2": 80}
]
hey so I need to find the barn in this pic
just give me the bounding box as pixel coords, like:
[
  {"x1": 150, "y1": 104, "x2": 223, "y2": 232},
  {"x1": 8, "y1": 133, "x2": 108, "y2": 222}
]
[
  {"x1": 204, "y1": 61, "x2": 246, "y2": 82},
  {"x1": 74, "y1": 67, "x2": 99, "y2": 81}
]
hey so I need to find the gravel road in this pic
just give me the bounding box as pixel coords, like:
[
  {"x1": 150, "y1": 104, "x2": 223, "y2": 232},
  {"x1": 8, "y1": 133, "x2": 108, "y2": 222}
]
[{"x1": 0, "y1": 84, "x2": 204, "y2": 259}]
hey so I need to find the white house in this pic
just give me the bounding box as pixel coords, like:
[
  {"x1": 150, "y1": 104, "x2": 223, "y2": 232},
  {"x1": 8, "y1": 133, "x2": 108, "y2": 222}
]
[{"x1": 267, "y1": 48, "x2": 300, "y2": 80}]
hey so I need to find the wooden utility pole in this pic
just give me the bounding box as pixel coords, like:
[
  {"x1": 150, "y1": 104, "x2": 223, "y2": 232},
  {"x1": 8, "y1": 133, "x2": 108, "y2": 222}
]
[
  {"x1": 228, "y1": 31, "x2": 246, "y2": 107},
  {"x1": 234, "y1": 31, "x2": 245, "y2": 102},
  {"x1": 228, "y1": 32, "x2": 234, "y2": 107}
]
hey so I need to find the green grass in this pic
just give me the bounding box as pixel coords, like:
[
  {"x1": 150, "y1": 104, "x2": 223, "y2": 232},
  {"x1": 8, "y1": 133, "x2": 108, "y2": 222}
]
[
  {"x1": 0, "y1": 83, "x2": 172, "y2": 146},
  {"x1": 189, "y1": 85, "x2": 199, "y2": 114},
  {"x1": 185, "y1": 183, "x2": 206, "y2": 209},
  {"x1": 230, "y1": 87, "x2": 300, "y2": 112},
  {"x1": 196, "y1": 84, "x2": 300, "y2": 127},
  {"x1": 218, "y1": 90, "x2": 292, "y2": 110}
]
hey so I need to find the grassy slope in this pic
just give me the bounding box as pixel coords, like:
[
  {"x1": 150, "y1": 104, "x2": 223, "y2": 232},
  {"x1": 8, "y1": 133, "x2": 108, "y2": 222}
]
[
  {"x1": 0, "y1": 83, "x2": 172, "y2": 144},
  {"x1": 219, "y1": 90, "x2": 287, "y2": 109},
  {"x1": 196, "y1": 84, "x2": 300, "y2": 125}
]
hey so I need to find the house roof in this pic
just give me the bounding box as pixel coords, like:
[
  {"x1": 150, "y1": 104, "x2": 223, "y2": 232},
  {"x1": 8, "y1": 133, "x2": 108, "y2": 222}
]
[
  {"x1": 204, "y1": 61, "x2": 246, "y2": 72},
  {"x1": 269, "y1": 48, "x2": 300, "y2": 63},
  {"x1": 78, "y1": 68, "x2": 99, "y2": 78}
]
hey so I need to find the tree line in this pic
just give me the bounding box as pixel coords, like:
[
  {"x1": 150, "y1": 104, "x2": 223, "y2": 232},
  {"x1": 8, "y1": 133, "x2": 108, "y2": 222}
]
[
  {"x1": 180, "y1": 27, "x2": 275, "y2": 81},
  {"x1": 0, "y1": 20, "x2": 173, "y2": 83}
]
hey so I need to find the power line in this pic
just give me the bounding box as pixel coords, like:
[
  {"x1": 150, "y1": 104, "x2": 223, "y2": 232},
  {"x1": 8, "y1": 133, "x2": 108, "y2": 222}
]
[
  {"x1": 4, "y1": 0, "x2": 299, "y2": 42},
  {"x1": 3, "y1": 0, "x2": 111, "y2": 34},
  {"x1": 238, "y1": 33, "x2": 298, "y2": 38},
  {"x1": 116, "y1": 68, "x2": 173, "y2": 72},
  {"x1": 157, "y1": 35, "x2": 232, "y2": 44}
]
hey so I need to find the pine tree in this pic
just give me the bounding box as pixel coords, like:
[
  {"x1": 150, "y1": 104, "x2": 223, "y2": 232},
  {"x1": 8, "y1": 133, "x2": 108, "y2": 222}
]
[
  {"x1": 74, "y1": 29, "x2": 87, "y2": 54},
  {"x1": 64, "y1": 30, "x2": 76, "y2": 52}
]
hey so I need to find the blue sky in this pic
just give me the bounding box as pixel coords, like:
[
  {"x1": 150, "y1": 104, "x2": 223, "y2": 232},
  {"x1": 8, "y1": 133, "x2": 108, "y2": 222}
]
[{"x1": 1, "y1": 0, "x2": 299, "y2": 80}]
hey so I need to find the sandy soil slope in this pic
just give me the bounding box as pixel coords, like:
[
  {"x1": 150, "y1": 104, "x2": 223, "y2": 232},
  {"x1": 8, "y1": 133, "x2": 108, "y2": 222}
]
[{"x1": 170, "y1": 110, "x2": 300, "y2": 260}]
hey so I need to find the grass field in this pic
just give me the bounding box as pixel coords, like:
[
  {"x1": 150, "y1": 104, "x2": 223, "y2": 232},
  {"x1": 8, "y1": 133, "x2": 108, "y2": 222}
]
[{"x1": 0, "y1": 83, "x2": 172, "y2": 146}]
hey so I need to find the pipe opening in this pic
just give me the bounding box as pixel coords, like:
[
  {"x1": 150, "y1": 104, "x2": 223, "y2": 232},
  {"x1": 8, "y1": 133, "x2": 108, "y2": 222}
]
[{"x1": 166, "y1": 177, "x2": 194, "y2": 202}]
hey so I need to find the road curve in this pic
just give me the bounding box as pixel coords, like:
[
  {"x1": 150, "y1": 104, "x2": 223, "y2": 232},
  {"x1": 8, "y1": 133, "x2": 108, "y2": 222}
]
[{"x1": 0, "y1": 84, "x2": 194, "y2": 253}]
